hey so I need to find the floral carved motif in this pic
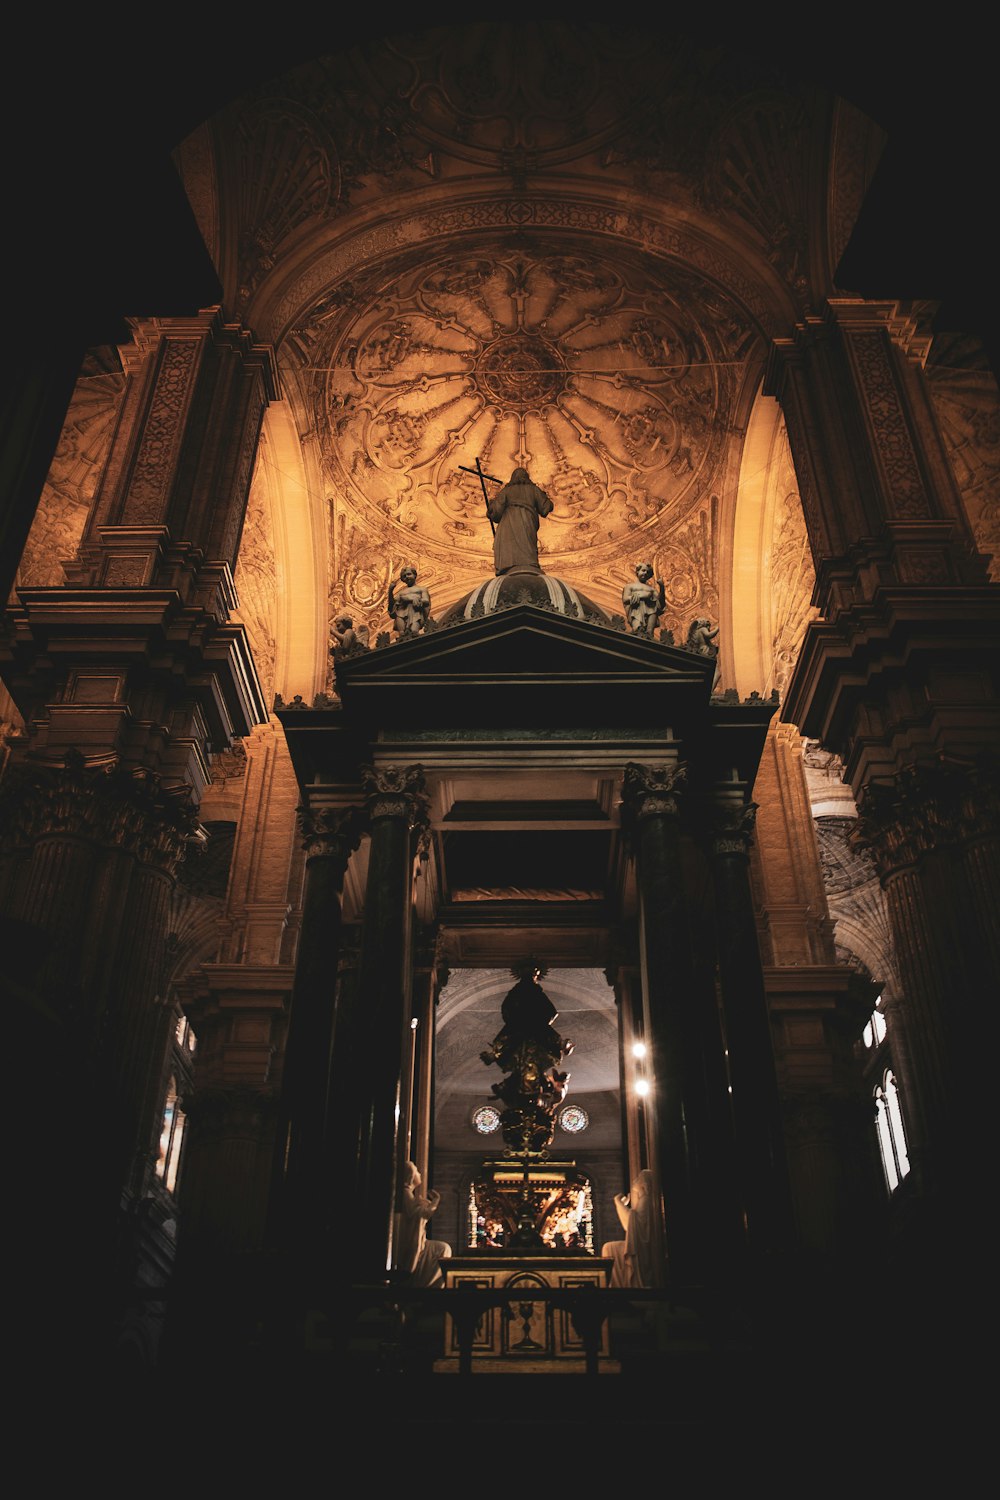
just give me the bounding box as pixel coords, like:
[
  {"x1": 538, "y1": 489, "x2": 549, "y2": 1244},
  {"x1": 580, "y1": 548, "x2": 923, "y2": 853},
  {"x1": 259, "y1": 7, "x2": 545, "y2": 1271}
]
[
  {"x1": 620, "y1": 761, "x2": 687, "y2": 823},
  {"x1": 925, "y1": 336, "x2": 1000, "y2": 579},
  {"x1": 360, "y1": 763, "x2": 430, "y2": 828},
  {"x1": 0, "y1": 753, "x2": 200, "y2": 876},
  {"x1": 854, "y1": 757, "x2": 1000, "y2": 878},
  {"x1": 17, "y1": 368, "x2": 125, "y2": 587},
  {"x1": 124, "y1": 339, "x2": 200, "y2": 524},
  {"x1": 850, "y1": 332, "x2": 929, "y2": 518}
]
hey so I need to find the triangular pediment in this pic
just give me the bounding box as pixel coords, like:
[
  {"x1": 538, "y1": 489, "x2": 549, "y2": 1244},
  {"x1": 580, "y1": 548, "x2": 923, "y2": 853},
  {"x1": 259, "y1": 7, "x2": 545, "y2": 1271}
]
[
  {"x1": 337, "y1": 605, "x2": 713, "y2": 685},
  {"x1": 281, "y1": 603, "x2": 775, "y2": 788}
]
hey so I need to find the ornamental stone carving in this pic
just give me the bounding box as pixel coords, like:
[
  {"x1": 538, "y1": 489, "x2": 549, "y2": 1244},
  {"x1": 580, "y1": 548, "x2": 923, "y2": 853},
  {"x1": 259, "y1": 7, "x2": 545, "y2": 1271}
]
[
  {"x1": 711, "y1": 800, "x2": 758, "y2": 858},
  {"x1": 620, "y1": 761, "x2": 688, "y2": 823},
  {"x1": 297, "y1": 805, "x2": 365, "y2": 867},
  {"x1": 360, "y1": 763, "x2": 430, "y2": 828},
  {"x1": 622, "y1": 563, "x2": 666, "y2": 638},
  {"x1": 387, "y1": 565, "x2": 432, "y2": 636},
  {"x1": 854, "y1": 757, "x2": 1000, "y2": 878},
  {"x1": 0, "y1": 752, "x2": 201, "y2": 877}
]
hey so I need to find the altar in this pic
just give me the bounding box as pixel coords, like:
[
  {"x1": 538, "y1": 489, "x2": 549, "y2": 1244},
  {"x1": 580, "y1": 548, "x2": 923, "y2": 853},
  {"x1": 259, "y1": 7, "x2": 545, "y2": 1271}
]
[{"x1": 434, "y1": 1254, "x2": 617, "y2": 1373}]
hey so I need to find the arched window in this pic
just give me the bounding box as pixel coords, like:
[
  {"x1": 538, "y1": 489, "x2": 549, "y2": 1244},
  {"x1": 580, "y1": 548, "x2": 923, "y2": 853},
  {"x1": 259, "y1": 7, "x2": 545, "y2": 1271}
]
[
  {"x1": 874, "y1": 1069, "x2": 910, "y2": 1193},
  {"x1": 155, "y1": 1076, "x2": 187, "y2": 1195},
  {"x1": 153, "y1": 1015, "x2": 197, "y2": 1196}
]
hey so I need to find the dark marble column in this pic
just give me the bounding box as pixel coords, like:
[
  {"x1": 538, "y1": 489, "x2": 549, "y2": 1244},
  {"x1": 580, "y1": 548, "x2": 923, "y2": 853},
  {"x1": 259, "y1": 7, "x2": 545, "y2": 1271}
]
[
  {"x1": 272, "y1": 804, "x2": 363, "y2": 1249},
  {"x1": 353, "y1": 764, "x2": 429, "y2": 1281},
  {"x1": 855, "y1": 759, "x2": 999, "y2": 1197},
  {"x1": 620, "y1": 761, "x2": 702, "y2": 1282},
  {"x1": 0, "y1": 751, "x2": 195, "y2": 1366},
  {"x1": 709, "y1": 798, "x2": 795, "y2": 1258},
  {"x1": 407, "y1": 925, "x2": 444, "y2": 1186},
  {"x1": 0, "y1": 753, "x2": 195, "y2": 1187}
]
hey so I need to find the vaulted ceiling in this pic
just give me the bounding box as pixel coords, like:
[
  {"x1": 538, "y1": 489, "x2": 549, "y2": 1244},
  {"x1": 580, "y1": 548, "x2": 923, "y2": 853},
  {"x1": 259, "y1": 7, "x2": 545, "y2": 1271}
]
[
  {"x1": 8, "y1": 23, "x2": 997, "y2": 723},
  {"x1": 167, "y1": 24, "x2": 867, "y2": 694}
]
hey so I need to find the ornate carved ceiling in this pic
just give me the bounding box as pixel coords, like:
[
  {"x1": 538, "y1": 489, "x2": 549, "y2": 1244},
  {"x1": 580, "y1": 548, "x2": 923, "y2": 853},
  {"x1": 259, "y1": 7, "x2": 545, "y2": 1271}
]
[
  {"x1": 169, "y1": 26, "x2": 894, "y2": 683},
  {"x1": 169, "y1": 25, "x2": 881, "y2": 662},
  {"x1": 300, "y1": 243, "x2": 757, "y2": 630}
]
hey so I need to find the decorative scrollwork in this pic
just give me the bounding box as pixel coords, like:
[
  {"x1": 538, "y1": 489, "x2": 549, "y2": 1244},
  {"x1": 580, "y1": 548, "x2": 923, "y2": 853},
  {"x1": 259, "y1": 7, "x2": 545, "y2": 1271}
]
[
  {"x1": 360, "y1": 762, "x2": 430, "y2": 829},
  {"x1": 711, "y1": 800, "x2": 758, "y2": 858},
  {"x1": 0, "y1": 750, "x2": 201, "y2": 876},
  {"x1": 297, "y1": 804, "x2": 365, "y2": 866},
  {"x1": 620, "y1": 761, "x2": 688, "y2": 823}
]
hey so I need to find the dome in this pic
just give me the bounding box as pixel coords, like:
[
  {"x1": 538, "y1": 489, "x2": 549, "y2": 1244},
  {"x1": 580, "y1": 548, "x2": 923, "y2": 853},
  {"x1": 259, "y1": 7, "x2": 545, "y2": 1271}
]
[{"x1": 439, "y1": 569, "x2": 610, "y2": 627}]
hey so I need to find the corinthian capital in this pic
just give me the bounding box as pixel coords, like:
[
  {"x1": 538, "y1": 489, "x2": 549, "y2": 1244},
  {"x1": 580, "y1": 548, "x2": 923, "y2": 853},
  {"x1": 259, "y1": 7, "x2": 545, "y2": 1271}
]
[
  {"x1": 0, "y1": 754, "x2": 199, "y2": 876},
  {"x1": 360, "y1": 763, "x2": 430, "y2": 827},
  {"x1": 855, "y1": 756, "x2": 1000, "y2": 878},
  {"x1": 297, "y1": 804, "x2": 365, "y2": 866},
  {"x1": 710, "y1": 800, "x2": 758, "y2": 858},
  {"x1": 620, "y1": 761, "x2": 687, "y2": 822}
]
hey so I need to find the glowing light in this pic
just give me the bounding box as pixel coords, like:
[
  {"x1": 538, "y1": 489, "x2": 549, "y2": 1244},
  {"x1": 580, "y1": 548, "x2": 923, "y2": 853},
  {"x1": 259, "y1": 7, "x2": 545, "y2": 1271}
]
[
  {"x1": 635, "y1": 1079, "x2": 650, "y2": 1097},
  {"x1": 632, "y1": 1041, "x2": 647, "y2": 1059},
  {"x1": 410, "y1": 1017, "x2": 419, "y2": 1030}
]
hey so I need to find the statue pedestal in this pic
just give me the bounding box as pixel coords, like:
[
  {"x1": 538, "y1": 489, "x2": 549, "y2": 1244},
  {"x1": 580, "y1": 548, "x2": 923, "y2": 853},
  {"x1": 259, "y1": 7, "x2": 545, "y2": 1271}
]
[{"x1": 434, "y1": 1254, "x2": 617, "y2": 1373}]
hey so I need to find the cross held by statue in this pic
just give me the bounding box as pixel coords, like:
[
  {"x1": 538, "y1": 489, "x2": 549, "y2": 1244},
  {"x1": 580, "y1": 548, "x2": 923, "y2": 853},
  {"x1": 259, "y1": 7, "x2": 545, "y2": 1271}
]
[{"x1": 459, "y1": 456, "x2": 502, "y2": 535}]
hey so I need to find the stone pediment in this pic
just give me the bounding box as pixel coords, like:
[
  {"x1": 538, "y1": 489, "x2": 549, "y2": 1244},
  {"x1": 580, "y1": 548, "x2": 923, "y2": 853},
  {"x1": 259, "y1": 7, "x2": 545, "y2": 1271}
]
[{"x1": 333, "y1": 605, "x2": 714, "y2": 727}]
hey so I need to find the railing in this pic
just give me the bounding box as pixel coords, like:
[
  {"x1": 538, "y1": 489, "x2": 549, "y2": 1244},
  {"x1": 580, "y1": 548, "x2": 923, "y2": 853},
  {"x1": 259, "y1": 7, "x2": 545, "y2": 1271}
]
[{"x1": 342, "y1": 1282, "x2": 738, "y2": 1376}]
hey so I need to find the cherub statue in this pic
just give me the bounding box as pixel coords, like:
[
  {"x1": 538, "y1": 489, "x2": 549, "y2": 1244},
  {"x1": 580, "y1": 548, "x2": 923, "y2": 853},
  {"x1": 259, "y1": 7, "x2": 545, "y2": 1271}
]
[
  {"x1": 686, "y1": 617, "x2": 720, "y2": 688},
  {"x1": 330, "y1": 613, "x2": 370, "y2": 659},
  {"x1": 388, "y1": 565, "x2": 431, "y2": 638},
  {"x1": 622, "y1": 562, "x2": 666, "y2": 639},
  {"x1": 686, "y1": 617, "x2": 719, "y2": 656}
]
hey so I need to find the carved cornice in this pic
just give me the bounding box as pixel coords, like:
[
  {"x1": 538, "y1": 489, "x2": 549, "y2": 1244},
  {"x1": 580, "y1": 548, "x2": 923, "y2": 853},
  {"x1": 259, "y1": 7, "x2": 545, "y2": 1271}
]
[
  {"x1": 0, "y1": 752, "x2": 200, "y2": 876},
  {"x1": 620, "y1": 761, "x2": 687, "y2": 824},
  {"x1": 854, "y1": 756, "x2": 1000, "y2": 877},
  {"x1": 710, "y1": 800, "x2": 758, "y2": 858},
  {"x1": 297, "y1": 804, "x2": 365, "y2": 866},
  {"x1": 360, "y1": 762, "x2": 430, "y2": 829}
]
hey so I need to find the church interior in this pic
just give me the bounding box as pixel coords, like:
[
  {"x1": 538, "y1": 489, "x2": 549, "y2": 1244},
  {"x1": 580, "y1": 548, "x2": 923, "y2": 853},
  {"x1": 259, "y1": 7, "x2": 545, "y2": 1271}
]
[{"x1": 2, "y1": 18, "x2": 996, "y2": 1456}]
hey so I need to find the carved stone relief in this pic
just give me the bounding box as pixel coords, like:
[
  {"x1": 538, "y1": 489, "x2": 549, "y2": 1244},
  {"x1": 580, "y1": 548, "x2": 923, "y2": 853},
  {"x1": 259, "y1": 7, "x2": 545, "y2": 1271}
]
[
  {"x1": 768, "y1": 423, "x2": 818, "y2": 699},
  {"x1": 925, "y1": 332, "x2": 1000, "y2": 579},
  {"x1": 813, "y1": 814, "x2": 901, "y2": 1001},
  {"x1": 700, "y1": 91, "x2": 811, "y2": 300},
  {"x1": 233, "y1": 457, "x2": 278, "y2": 706},
  {"x1": 14, "y1": 363, "x2": 126, "y2": 593},
  {"x1": 303, "y1": 245, "x2": 739, "y2": 624}
]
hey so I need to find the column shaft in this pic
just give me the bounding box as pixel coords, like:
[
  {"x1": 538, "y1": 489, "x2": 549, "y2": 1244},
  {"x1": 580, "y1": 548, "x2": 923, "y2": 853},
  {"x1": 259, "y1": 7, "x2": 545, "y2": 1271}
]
[
  {"x1": 711, "y1": 803, "x2": 795, "y2": 1256},
  {"x1": 352, "y1": 766, "x2": 427, "y2": 1280},
  {"x1": 272, "y1": 807, "x2": 361, "y2": 1248}
]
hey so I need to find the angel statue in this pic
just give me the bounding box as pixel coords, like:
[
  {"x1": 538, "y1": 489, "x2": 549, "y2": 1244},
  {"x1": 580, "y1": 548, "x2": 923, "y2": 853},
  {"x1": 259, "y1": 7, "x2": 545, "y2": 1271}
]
[
  {"x1": 388, "y1": 565, "x2": 431, "y2": 637},
  {"x1": 622, "y1": 562, "x2": 666, "y2": 638}
]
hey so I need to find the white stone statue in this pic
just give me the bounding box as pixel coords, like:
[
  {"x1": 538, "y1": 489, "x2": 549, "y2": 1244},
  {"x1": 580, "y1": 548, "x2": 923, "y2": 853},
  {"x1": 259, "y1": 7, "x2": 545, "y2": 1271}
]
[
  {"x1": 686, "y1": 617, "x2": 719, "y2": 656},
  {"x1": 487, "y1": 467, "x2": 554, "y2": 575},
  {"x1": 394, "y1": 1160, "x2": 452, "y2": 1287},
  {"x1": 686, "y1": 616, "x2": 720, "y2": 688},
  {"x1": 388, "y1": 566, "x2": 431, "y2": 637},
  {"x1": 600, "y1": 1168, "x2": 659, "y2": 1288},
  {"x1": 622, "y1": 562, "x2": 666, "y2": 638}
]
